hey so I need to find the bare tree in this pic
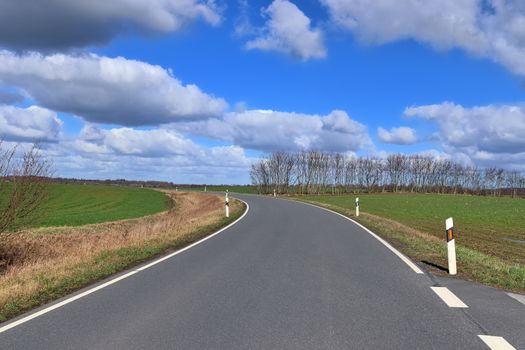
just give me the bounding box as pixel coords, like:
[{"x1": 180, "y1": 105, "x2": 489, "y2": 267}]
[
  {"x1": 0, "y1": 143, "x2": 52, "y2": 234},
  {"x1": 434, "y1": 159, "x2": 452, "y2": 193},
  {"x1": 506, "y1": 170, "x2": 521, "y2": 198},
  {"x1": 344, "y1": 156, "x2": 358, "y2": 193},
  {"x1": 331, "y1": 153, "x2": 345, "y2": 194},
  {"x1": 484, "y1": 167, "x2": 497, "y2": 196},
  {"x1": 250, "y1": 161, "x2": 270, "y2": 194},
  {"x1": 358, "y1": 157, "x2": 382, "y2": 192},
  {"x1": 385, "y1": 154, "x2": 407, "y2": 193},
  {"x1": 294, "y1": 151, "x2": 308, "y2": 194}
]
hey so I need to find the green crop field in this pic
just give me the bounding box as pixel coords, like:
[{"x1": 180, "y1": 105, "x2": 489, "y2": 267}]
[
  {"x1": 0, "y1": 183, "x2": 170, "y2": 228},
  {"x1": 178, "y1": 185, "x2": 258, "y2": 194},
  {"x1": 296, "y1": 193, "x2": 525, "y2": 292},
  {"x1": 35, "y1": 184, "x2": 170, "y2": 227}
]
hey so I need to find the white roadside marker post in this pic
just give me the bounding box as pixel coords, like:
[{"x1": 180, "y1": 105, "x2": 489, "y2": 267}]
[
  {"x1": 273, "y1": 189, "x2": 276, "y2": 197},
  {"x1": 446, "y1": 217, "x2": 457, "y2": 275},
  {"x1": 355, "y1": 197, "x2": 360, "y2": 217},
  {"x1": 204, "y1": 185, "x2": 207, "y2": 192},
  {"x1": 225, "y1": 191, "x2": 229, "y2": 218}
]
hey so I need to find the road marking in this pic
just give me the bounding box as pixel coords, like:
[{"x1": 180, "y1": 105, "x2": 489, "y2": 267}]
[
  {"x1": 430, "y1": 287, "x2": 468, "y2": 308},
  {"x1": 0, "y1": 270, "x2": 137, "y2": 334},
  {"x1": 342, "y1": 214, "x2": 424, "y2": 274},
  {"x1": 290, "y1": 200, "x2": 424, "y2": 274},
  {"x1": 507, "y1": 292, "x2": 525, "y2": 306},
  {"x1": 136, "y1": 200, "x2": 248, "y2": 271},
  {"x1": 0, "y1": 199, "x2": 250, "y2": 334},
  {"x1": 478, "y1": 335, "x2": 516, "y2": 350}
]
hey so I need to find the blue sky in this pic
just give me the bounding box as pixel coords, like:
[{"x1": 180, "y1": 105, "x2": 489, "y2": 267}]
[{"x1": 1, "y1": 0, "x2": 525, "y2": 183}]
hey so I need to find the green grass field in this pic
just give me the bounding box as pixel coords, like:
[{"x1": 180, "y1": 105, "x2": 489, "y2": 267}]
[
  {"x1": 178, "y1": 185, "x2": 258, "y2": 194},
  {"x1": 296, "y1": 193, "x2": 525, "y2": 292},
  {"x1": 0, "y1": 183, "x2": 170, "y2": 228},
  {"x1": 34, "y1": 184, "x2": 170, "y2": 227}
]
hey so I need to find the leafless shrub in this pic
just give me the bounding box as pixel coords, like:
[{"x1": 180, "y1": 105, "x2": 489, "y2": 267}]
[{"x1": 0, "y1": 142, "x2": 52, "y2": 235}]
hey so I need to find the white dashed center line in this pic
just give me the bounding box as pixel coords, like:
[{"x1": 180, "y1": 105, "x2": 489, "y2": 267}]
[
  {"x1": 430, "y1": 287, "x2": 468, "y2": 308},
  {"x1": 478, "y1": 335, "x2": 516, "y2": 350}
]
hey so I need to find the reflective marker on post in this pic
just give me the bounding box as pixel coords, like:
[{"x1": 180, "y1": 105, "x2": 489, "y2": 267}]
[
  {"x1": 446, "y1": 217, "x2": 457, "y2": 275},
  {"x1": 355, "y1": 197, "x2": 360, "y2": 217}
]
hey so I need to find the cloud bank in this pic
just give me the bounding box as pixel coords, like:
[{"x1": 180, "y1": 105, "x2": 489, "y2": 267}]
[
  {"x1": 0, "y1": 0, "x2": 221, "y2": 51},
  {"x1": 322, "y1": 0, "x2": 525, "y2": 76},
  {"x1": 405, "y1": 102, "x2": 525, "y2": 169},
  {"x1": 47, "y1": 124, "x2": 254, "y2": 183},
  {"x1": 175, "y1": 109, "x2": 371, "y2": 152},
  {"x1": 0, "y1": 51, "x2": 227, "y2": 126}
]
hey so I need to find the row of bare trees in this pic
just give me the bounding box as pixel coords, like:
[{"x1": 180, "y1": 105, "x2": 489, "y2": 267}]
[
  {"x1": 250, "y1": 151, "x2": 525, "y2": 197},
  {"x1": 0, "y1": 142, "x2": 51, "y2": 236}
]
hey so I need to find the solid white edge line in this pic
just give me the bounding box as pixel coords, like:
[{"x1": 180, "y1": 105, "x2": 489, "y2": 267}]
[
  {"x1": 0, "y1": 198, "x2": 250, "y2": 334},
  {"x1": 507, "y1": 292, "x2": 525, "y2": 306},
  {"x1": 289, "y1": 199, "x2": 424, "y2": 274},
  {"x1": 430, "y1": 287, "x2": 468, "y2": 308},
  {"x1": 478, "y1": 335, "x2": 517, "y2": 350}
]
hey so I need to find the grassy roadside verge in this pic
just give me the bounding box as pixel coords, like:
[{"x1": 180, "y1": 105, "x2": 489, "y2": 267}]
[
  {"x1": 291, "y1": 197, "x2": 525, "y2": 294},
  {"x1": 0, "y1": 192, "x2": 245, "y2": 322}
]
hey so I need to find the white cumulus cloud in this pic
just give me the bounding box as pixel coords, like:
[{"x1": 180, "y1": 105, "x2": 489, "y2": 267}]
[
  {"x1": 175, "y1": 109, "x2": 371, "y2": 152},
  {"x1": 246, "y1": 0, "x2": 326, "y2": 60},
  {"x1": 0, "y1": 105, "x2": 62, "y2": 142},
  {"x1": 0, "y1": 51, "x2": 227, "y2": 126},
  {"x1": 404, "y1": 102, "x2": 525, "y2": 169},
  {"x1": 73, "y1": 125, "x2": 200, "y2": 158},
  {"x1": 377, "y1": 126, "x2": 417, "y2": 145},
  {"x1": 321, "y1": 0, "x2": 525, "y2": 76}
]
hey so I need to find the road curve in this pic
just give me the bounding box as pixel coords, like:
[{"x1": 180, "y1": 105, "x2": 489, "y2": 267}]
[{"x1": 0, "y1": 194, "x2": 509, "y2": 349}]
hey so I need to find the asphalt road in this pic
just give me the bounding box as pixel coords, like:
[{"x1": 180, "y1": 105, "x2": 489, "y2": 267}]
[{"x1": 0, "y1": 194, "x2": 522, "y2": 349}]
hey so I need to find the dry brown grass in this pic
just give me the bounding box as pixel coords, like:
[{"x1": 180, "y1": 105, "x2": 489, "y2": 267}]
[{"x1": 0, "y1": 191, "x2": 244, "y2": 321}]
